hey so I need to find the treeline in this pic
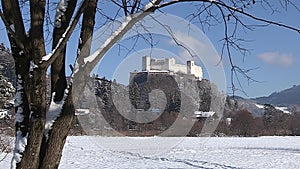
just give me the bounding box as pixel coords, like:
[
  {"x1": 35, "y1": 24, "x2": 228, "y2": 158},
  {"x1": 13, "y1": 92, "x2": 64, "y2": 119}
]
[{"x1": 214, "y1": 105, "x2": 300, "y2": 137}]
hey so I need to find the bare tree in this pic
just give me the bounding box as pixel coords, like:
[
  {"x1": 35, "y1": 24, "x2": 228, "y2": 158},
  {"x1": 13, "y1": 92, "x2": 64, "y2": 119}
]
[
  {"x1": 0, "y1": 0, "x2": 299, "y2": 168},
  {"x1": 231, "y1": 109, "x2": 255, "y2": 136}
]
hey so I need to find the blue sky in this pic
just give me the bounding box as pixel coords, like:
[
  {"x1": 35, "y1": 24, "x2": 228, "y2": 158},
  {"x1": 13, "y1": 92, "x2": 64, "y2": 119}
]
[
  {"x1": 0, "y1": 1, "x2": 299, "y2": 98},
  {"x1": 165, "y1": 2, "x2": 300, "y2": 98}
]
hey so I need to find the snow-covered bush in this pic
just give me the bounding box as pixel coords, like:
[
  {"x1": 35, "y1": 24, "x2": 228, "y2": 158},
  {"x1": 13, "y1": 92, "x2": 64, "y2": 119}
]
[{"x1": 0, "y1": 134, "x2": 13, "y2": 161}]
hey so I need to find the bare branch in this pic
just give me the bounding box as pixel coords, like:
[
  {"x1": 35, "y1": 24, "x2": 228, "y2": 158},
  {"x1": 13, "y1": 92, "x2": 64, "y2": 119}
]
[
  {"x1": 150, "y1": 15, "x2": 196, "y2": 58},
  {"x1": 215, "y1": 0, "x2": 300, "y2": 33},
  {"x1": 131, "y1": 0, "x2": 139, "y2": 14},
  {"x1": 122, "y1": 0, "x2": 128, "y2": 16},
  {"x1": 157, "y1": 0, "x2": 300, "y2": 33}
]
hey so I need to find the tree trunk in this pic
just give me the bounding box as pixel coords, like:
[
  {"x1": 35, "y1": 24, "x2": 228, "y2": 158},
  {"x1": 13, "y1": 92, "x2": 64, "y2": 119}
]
[
  {"x1": 39, "y1": 90, "x2": 75, "y2": 169},
  {"x1": 39, "y1": 0, "x2": 98, "y2": 168},
  {"x1": 16, "y1": 0, "x2": 48, "y2": 168},
  {"x1": 73, "y1": 0, "x2": 98, "y2": 105},
  {"x1": 39, "y1": 1, "x2": 77, "y2": 168}
]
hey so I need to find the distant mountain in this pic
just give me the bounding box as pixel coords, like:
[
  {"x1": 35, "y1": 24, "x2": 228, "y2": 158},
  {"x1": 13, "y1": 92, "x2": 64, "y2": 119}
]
[
  {"x1": 225, "y1": 85, "x2": 300, "y2": 117},
  {"x1": 254, "y1": 85, "x2": 300, "y2": 107}
]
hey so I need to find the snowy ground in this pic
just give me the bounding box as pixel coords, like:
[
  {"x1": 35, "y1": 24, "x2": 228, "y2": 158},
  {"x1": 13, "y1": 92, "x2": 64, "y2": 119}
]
[{"x1": 1, "y1": 136, "x2": 300, "y2": 168}]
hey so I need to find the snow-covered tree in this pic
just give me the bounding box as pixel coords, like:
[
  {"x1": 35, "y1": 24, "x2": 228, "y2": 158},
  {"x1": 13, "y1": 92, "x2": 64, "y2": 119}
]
[
  {"x1": 0, "y1": 0, "x2": 299, "y2": 169},
  {"x1": 0, "y1": 74, "x2": 15, "y2": 110}
]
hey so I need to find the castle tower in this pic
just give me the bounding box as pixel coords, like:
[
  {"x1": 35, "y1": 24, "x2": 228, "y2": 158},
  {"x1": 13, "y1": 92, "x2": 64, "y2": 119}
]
[
  {"x1": 142, "y1": 56, "x2": 151, "y2": 71},
  {"x1": 187, "y1": 60, "x2": 194, "y2": 74},
  {"x1": 187, "y1": 60, "x2": 203, "y2": 80}
]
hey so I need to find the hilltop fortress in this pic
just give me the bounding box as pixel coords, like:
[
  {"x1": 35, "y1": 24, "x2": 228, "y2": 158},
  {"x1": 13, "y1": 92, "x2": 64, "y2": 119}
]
[{"x1": 131, "y1": 56, "x2": 203, "y2": 81}]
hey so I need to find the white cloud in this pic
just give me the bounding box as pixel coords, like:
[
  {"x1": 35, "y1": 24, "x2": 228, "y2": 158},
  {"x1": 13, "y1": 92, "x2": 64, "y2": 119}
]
[
  {"x1": 169, "y1": 31, "x2": 221, "y2": 65},
  {"x1": 169, "y1": 31, "x2": 205, "y2": 61},
  {"x1": 257, "y1": 52, "x2": 294, "y2": 67}
]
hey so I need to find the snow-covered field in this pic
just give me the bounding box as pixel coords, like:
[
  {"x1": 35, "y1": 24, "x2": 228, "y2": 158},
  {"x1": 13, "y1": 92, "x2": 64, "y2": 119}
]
[{"x1": 1, "y1": 136, "x2": 300, "y2": 168}]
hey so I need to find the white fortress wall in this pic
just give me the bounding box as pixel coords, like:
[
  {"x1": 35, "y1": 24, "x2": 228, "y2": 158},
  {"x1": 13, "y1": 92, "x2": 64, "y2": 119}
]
[
  {"x1": 193, "y1": 66, "x2": 203, "y2": 80},
  {"x1": 150, "y1": 58, "x2": 170, "y2": 71},
  {"x1": 170, "y1": 64, "x2": 187, "y2": 74},
  {"x1": 141, "y1": 56, "x2": 203, "y2": 79}
]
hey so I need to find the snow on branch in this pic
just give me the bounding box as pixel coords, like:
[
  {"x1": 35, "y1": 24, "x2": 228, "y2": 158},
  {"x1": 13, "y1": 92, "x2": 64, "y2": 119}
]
[
  {"x1": 143, "y1": 0, "x2": 161, "y2": 11},
  {"x1": 79, "y1": 3, "x2": 161, "y2": 74},
  {"x1": 40, "y1": 0, "x2": 89, "y2": 68},
  {"x1": 41, "y1": 26, "x2": 70, "y2": 62},
  {"x1": 83, "y1": 15, "x2": 133, "y2": 65}
]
